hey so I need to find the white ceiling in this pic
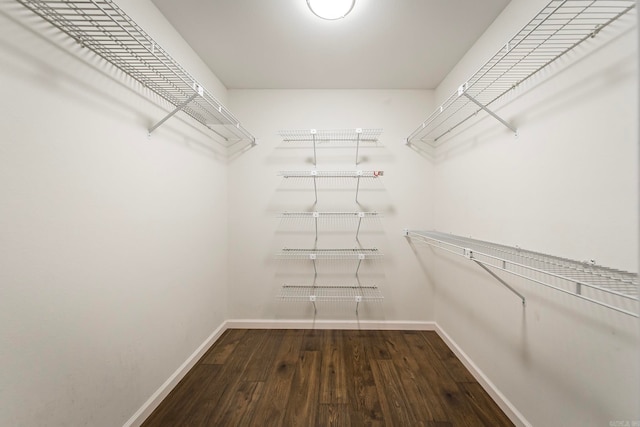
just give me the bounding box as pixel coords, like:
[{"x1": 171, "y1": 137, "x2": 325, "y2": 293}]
[{"x1": 151, "y1": 0, "x2": 511, "y2": 90}]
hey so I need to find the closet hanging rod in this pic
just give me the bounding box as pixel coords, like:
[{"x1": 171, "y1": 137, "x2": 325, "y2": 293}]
[{"x1": 17, "y1": 0, "x2": 256, "y2": 147}]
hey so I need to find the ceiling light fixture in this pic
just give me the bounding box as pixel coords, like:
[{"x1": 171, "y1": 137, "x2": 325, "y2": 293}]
[{"x1": 307, "y1": 0, "x2": 356, "y2": 20}]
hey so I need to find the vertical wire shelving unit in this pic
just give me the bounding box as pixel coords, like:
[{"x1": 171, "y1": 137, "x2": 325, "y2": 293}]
[
  {"x1": 17, "y1": 0, "x2": 256, "y2": 151},
  {"x1": 405, "y1": 0, "x2": 636, "y2": 147},
  {"x1": 276, "y1": 129, "x2": 385, "y2": 312}
]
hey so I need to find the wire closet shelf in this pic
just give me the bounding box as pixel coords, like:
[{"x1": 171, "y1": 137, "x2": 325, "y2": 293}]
[
  {"x1": 278, "y1": 170, "x2": 384, "y2": 178},
  {"x1": 277, "y1": 248, "x2": 383, "y2": 260},
  {"x1": 278, "y1": 285, "x2": 384, "y2": 302},
  {"x1": 406, "y1": 0, "x2": 636, "y2": 146},
  {"x1": 278, "y1": 128, "x2": 383, "y2": 144},
  {"x1": 406, "y1": 230, "x2": 639, "y2": 317},
  {"x1": 279, "y1": 128, "x2": 383, "y2": 165},
  {"x1": 17, "y1": 0, "x2": 255, "y2": 147}
]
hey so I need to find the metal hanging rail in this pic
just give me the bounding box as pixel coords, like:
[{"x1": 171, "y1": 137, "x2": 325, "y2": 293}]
[
  {"x1": 406, "y1": 0, "x2": 636, "y2": 147},
  {"x1": 17, "y1": 0, "x2": 256, "y2": 148},
  {"x1": 278, "y1": 128, "x2": 383, "y2": 165},
  {"x1": 278, "y1": 170, "x2": 384, "y2": 203},
  {"x1": 279, "y1": 211, "x2": 381, "y2": 240},
  {"x1": 405, "y1": 230, "x2": 639, "y2": 317}
]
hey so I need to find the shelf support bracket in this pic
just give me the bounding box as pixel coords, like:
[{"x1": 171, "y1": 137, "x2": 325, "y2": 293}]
[
  {"x1": 472, "y1": 259, "x2": 526, "y2": 305},
  {"x1": 355, "y1": 128, "x2": 362, "y2": 165},
  {"x1": 311, "y1": 171, "x2": 318, "y2": 204},
  {"x1": 355, "y1": 254, "x2": 365, "y2": 276},
  {"x1": 148, "y1": 84, "x2": 203, "y2": 135},
  {"x1": 310, "y1": 295, "x2": 317, "y2": 314},
  {"x1": 311, "y1": 129, "x2": 317, "y2": 166},
  {"x1": 459, "y1": 84, "x2": 517, "y2": 136},
  {"x1": 310, "y1": 254, "x2": 317, "y2": 279},
  {"x1": 355, "y1": 212, "x2": 364, "y2": 240},
  {"x1": 355, "y1": 171, "x2": 362, "y2": 203},
  {"x1": 313, "y1": 212, "x2": 319, "y2": 242}
]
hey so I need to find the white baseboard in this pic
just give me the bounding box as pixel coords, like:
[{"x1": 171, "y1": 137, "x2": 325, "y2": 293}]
[
  {"x1": 122, "y1": 321, "x2": 228, "y2": 427},
  {"x1": 433, "y1": 325, "x2": 531, "y2": 427},
  {"x1": 124, "y1": 319, "x2": 528, "y2": 427},
  {"x1": 225, "y1": 318, "x2": 436, "y2": 330}
]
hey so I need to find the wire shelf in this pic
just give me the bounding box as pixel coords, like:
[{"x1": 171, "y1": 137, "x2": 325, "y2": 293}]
[
  {"x1": 279, "y1": 128, "x2": 383, "y2": 165},
  {"x1": 278, "y1": 170, "x2": 384, "y2": 178},
  {"x1": 406, "y1": 0, "x2": 636, "y2": 146},
  {"x1": 278, "y1": 285, "x2": 384, "y2": 302},
  {"x1": 279, "y1": 211, "x2": 380, "y2": 219},
  {"x1": 278, "y1": 128, "x2": 383, "y2": 144},
  {"x1": 277, "y1": 170, "x2": 384, "y2": 203},
  {"x1": 407, "y1": 230, "x2": 639, "y2": 317},
  {"x1": 17, "y1": 0, "x2": 255, "y2": 148},
  {"x1": 279, "y1": 211, "x2": 381, "y2": 240},
  {"x1": 277, "y1": 248, "x2": 382, "y2": 260}
]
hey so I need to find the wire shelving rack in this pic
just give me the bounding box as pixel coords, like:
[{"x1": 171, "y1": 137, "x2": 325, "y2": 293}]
[
  {"x1": 278, "y1": 128, "x2": 383, "y2": 165},
  {"x1": 406, "y1": 0, "x2": 636, "y2": 147},
  {"x1": 406, "y1": 230, "x2": 639, "y2": 317},
  {"x1": 17, "y1": 0, "x2": 255, "y2": 149}
]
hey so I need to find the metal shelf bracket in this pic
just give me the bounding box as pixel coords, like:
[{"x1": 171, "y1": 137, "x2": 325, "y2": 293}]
[
  {"x1": 148, "y1": 83, "x2": 203, "y2": 135},
  {"x1": 457, "y1": 83, "x2": 517, "y2": 137},
  {"x1": 473, "y1": 260, "x2": 526, "y2": 305}
]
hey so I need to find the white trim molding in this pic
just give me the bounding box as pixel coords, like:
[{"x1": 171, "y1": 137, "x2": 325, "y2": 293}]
[
  {"x1": 434, "y1": 324, "x2": 532, "y2": 427},
  {"x1": 122, "y1": 322, "x2": 228, "y2": 427}
]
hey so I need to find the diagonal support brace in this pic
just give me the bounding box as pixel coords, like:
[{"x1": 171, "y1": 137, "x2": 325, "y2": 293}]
[
  {"x1": 459, "y1": 83, "x2": 517, "y2": 136},
  {"x1": 148, "y1": 84, "x2": 203, "y2": 135},
  {"x1": 473, "y1": 259, "x2": 526, "y2": 305}
]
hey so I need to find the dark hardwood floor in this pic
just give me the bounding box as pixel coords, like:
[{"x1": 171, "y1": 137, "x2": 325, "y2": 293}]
[{"x1": 142, "y1": 329, "x2": 514, "y2": 427}]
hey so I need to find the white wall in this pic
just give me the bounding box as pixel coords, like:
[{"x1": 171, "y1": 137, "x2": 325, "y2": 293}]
[
  {"x1": 417, "y1": 0, "x2": 639, "y2": 425},
  {"x1": 226, "y1": 89, "x2": 436, "y2": 322},
  {"x1": 0, "y1": 1, "x2": 230, "y2": 425}
]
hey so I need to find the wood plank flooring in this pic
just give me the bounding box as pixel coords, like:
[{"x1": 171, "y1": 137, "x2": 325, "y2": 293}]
[{"x1": 142, "y1": 329, "x2": 513, "y2": 427}]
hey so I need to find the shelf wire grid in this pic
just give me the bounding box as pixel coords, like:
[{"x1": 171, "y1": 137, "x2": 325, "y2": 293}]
[
  {"x1": 278, "y1": 128, "x2": 383, "y2": 144},
  {"x1": 408, "y1": 230, "x2": 638, "y2": 317},
  {"x1": 279, "y1": 212, "x2": 380, "y2": 219},
  {"x1": 277, "y1": 248, "x2": 383, "y2": 260},
  {"x1": 278, "y1": 285, "x2": 383, "y2": 302},
  {"x1": 278, "y1": 212, "x2": 383, "y2": 239},
  {"x1": 278, "y1": 170, "x2": 384, "y2": 178},
  {"x1": 17, "y1": 0, "x2": 255, "y2": 147},
  {"x1": 407, "y1": 0, "x2": 636, "y2": 146}
]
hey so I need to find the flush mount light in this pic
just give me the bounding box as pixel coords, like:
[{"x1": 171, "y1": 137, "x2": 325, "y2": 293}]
[{"x1": 307, "y1": 0, "x2": 356, "y2": 20}]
